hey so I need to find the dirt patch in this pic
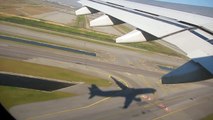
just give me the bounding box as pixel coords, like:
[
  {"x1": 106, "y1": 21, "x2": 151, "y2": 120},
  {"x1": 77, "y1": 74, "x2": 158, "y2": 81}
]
[
  {"x1": 33, "y1": 11, "x2": 77, "y2": 24},
  {"x1": 0, "y1": 0, "x2": 56, "y2": 16},
  {"x1": 18, "y1": 6, "x2": 55, "y2": 15}
]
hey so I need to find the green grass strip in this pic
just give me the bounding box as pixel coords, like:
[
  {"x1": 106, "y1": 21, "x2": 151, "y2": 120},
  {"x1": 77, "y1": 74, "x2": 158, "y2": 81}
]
[
  {"x1": 0, "y1": 57, "x2": 111, "y2": 87},
  {"x1": 124, "y1": 42, "x2": 182, "y2": 57},
  {"x1": 0, "y1": 86, "x2": 75, "y2": 109},
  {"x1": 75, "y1": 15, "x2": 86, "y2": 28},
  {"x1": 0, "y1": 15, "x2": 115, "y2": 42}
]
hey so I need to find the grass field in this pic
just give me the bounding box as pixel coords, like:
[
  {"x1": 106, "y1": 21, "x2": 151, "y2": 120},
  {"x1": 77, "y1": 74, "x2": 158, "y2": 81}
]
[
  {"x1": 0, "y1": 14, "x2": 182, "y2": 57},
  {"x1": 124, "y1": 42, "x2": 181, "y2": 56},
  {"x1": 0, "y1": 86, "x2": 75, "y2": 109},
  {"x1": 75, "y1": 15, "x2": 86, "y2": 28},
  {"x1": 0, "y1": 57, "x2": 111, "y2": 87}
]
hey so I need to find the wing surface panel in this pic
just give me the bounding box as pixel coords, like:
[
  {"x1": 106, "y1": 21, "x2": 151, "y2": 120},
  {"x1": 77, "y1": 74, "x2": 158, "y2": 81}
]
[
  {"x1": 163, "y1": 31, "x2": 213, "y2": 58},
  {"x1": 102, "y1": 0, "x2": 213, "y2": 32}
]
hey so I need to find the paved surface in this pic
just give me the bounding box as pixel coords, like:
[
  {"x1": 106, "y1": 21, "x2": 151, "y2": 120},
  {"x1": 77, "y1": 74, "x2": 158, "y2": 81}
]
[
  {"x1": 0, "y1": 23, "x2": 212, "y2": 120},
  {"x1": 33, "y1": 11, "x2": 76, "y2": 24},
  {"x1": 0, "y1": 35, "x2": 96, "y2": 56}
]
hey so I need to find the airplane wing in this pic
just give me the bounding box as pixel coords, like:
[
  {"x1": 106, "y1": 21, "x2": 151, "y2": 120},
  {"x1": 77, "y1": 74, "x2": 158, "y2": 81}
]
[{"x1": 76, "y1": 0, "x2": 213, "y2": 83}]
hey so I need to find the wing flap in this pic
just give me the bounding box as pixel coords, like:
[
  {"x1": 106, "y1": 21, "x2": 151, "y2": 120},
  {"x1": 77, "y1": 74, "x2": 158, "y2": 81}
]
[
  {"x1": 163, "y1": 30, "x2": 213, "y2": 58},
  {"x1": 163, "y1": 30, "x2": 213, "y2": 75}
]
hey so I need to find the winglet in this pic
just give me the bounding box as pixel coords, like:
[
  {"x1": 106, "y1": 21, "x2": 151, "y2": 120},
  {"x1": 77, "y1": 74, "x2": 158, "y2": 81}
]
[{"x1": 162, "y1": 60, "x2": 213, "y2": 84}]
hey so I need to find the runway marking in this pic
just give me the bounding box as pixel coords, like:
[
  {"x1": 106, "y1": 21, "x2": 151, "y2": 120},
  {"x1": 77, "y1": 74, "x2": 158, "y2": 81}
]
[
  {"x1": 144, "y1": 91, "x2": 193, "y2": 107},
  {"x1": 141, "y1": 95, "x2": 152, "y2": 101},
  {"x1": 157, "y1": 103, "x2": 170, "y2": 112},
  {"x1": 26, "y1": 97, "x2": 111, "y2": 120},
  {"x1": 152, "y1": 95, "x2": 211, "y2": 120}
]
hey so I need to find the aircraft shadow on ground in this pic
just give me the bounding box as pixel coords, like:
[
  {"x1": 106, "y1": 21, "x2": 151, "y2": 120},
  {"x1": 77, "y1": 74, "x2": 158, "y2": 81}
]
[{"x1": 88, "y1": 76, "x2": 156, "y2": 109}]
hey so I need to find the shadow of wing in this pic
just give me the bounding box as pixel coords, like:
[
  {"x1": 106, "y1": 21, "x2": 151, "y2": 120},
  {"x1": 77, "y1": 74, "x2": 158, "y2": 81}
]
[
  {"x1": 111, "y1": 76, "x2": 128, "y2": 90},
  {"x1": 123, "y1": 94, "x2": 135, "y2": 109}
]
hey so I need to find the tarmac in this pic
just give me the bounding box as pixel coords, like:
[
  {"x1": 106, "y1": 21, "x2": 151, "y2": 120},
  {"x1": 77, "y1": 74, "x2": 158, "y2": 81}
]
[{"x1": 0, "y1": 22, "x2": 212, "y2": 120}]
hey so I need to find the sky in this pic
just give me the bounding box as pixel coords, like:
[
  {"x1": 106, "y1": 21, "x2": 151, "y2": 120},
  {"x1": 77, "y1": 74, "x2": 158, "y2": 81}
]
[{"x1": 156, "y1": 0, "x2": 213, "y2": 8}]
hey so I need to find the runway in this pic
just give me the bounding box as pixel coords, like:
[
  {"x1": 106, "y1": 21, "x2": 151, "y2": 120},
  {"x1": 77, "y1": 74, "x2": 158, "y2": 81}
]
[
  {"x1": 0, "y1": 35, "x2": 96, "y2": 57},
  {"x1": 0, "y1": 22, "x2": 213, "y2": 120}
]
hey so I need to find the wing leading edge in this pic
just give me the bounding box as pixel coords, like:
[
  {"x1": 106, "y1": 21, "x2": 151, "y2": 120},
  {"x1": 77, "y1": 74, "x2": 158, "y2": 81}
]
[{"x1": 76, "y1": 0, "x2": 213, "y2": 83}]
